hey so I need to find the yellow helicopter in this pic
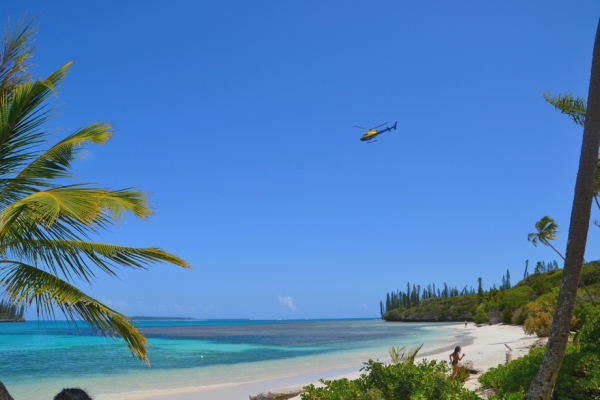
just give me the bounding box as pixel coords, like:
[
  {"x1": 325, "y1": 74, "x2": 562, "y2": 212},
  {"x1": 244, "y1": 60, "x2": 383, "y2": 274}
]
[{"x1": 354, "y1": 121, "x2": 397, "y2": 143}]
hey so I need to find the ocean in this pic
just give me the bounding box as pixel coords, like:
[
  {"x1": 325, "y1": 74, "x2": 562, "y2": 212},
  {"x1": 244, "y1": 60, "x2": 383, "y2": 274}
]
[{"x1": 0, "y1": 319, "x2": 461, "y2": 399}]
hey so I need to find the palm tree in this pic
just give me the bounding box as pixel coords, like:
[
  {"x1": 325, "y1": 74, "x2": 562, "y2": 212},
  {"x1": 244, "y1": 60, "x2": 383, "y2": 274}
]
[
  {"x1": 525, "y1": 19, "x2": 600, "y2": 400},
  {"x1": 527, "y1": 216, "x2": 595, "y2": 306},
  {"x1": 544, "y1": 93, "x2": 600, "y2": 213},
  {"x1": 0, "y1": 19, "x2": 190, "y2": 398}
]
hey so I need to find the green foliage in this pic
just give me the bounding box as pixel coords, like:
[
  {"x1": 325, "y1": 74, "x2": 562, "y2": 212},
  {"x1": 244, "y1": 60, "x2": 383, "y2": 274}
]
[
  {"x1": 473, "y1": 306, "x2": 489, "y2": 324},
  {"x1": 479, "y1": 342, "x2": 600, "y2": 400},
  {"x1": 301, "y1": 359, "x2": 479, "y2": 400},
  {"x1": 479, "y1": 346, "x2": 546, "y2": 394},
  {"x1": 523, "y1": 289, "x2": 559, "y2": 337},
  {"x1": 575, "y1": 306, "x2": 600, "y2": 348},
  {"x1": 0, "y1": 19, "x2": 191, "y2": 363},
  {"x1": 454, "y1": 366, "x2": 470, "y2": 382},
  {"x1": 382, "y1": 263, "x2": 599, "y2": 324},
  {"x1": 383, "y1": 294, "x2": 480, "y2": 322},
  {"x1": 388, "y1": 344, "x2": 423, "y2": 364},
  {"x1": 517, "y1": 268, "x2": 563, "y2": 296},
  {"x1": 543, "y1": 91, "x2": 587, "y2": 126}
]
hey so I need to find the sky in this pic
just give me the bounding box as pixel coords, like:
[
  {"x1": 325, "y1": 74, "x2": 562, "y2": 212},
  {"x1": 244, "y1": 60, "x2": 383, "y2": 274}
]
[{"x1": 4, "y1": 1, "x2": 600, "y2": 320}]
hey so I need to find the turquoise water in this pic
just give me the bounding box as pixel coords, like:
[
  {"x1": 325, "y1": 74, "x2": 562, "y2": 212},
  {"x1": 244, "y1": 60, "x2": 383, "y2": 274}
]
[{"x1": 0, "y1": 319, "x2": 459, "y2": 399}]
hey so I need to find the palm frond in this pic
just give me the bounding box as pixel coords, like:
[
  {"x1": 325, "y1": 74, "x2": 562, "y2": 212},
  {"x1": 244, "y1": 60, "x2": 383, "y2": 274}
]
[
  {"x1": 0, "y1": 187, "x2": 152, "y2": 241},
  {"x1": 0, "y1": 261, "x2": 149, "y2": 362},
  {"x1": 7, "y1": 240, "x2": 190, "y2": 283},
  {"x1": 0, "y1": 62, "x2": 72, "y2": 179},
  {"x1": 0, "y1": 17, "x2": 36, "y2": 95},
  {"x1": 543, "y1": 92, "x2": 587, "y2": 126},
  {"x1": 0, "y1": 19, "x2": 191, "y2": 366},
  {"x1": 527, "y1": 233, "x2": 539, "y2": 246},
  {"x1": 388, "y1": 344, "x2": 423, "y2": 364},
  {"x1": 535, "y1": 215, "x2": 559, "y2": 241},
  {"x1": 0, "y1": 123, "x2": 112, "y2": 199}
]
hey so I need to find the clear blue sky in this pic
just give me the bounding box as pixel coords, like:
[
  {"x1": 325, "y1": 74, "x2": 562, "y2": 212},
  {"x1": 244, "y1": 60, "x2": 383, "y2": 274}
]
[{"x1": 5, "y1": 1, "x2": 600, "y2": 319}]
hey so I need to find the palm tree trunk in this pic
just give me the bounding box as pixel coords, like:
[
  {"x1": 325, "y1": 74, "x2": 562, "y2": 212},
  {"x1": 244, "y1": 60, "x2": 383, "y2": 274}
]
[
  {"x1": 544, "y1": 240, "x2": 596, "y2": 306},
  {"x1": 524, "y1": 18, "x2": 600, "y2": 400},
  {"x1": 0, "y1": 381, "x2": 14, "y2": 400}
]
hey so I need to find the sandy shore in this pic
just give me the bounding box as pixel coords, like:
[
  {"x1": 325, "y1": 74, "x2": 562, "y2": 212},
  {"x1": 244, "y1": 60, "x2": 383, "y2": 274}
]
[{"x1": 125, "y1": 323, "x2": 537, "y2": 400}]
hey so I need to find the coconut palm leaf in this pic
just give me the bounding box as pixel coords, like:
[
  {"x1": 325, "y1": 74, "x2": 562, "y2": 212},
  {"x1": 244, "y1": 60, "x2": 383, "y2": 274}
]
[
  {"x1": 0, "y1": 123, "x2": 112, "y2": 200},
  {"x1": 543, "y1": 92, "x2": 587, "y2": 126},
  {"x1": 0, "y1": 187, "x2": 152, "y2": 240},
  {"x1": 0, "y1": 19, "x2": 191, "y2": 367},
  {"x1": 528, "y1": 216, "x2": 595, "y2": 306},
  {"x1": 0, "y1": 18, "x2": 36, "y2": 95},
  {"x1": 0, "y1": 261, "x2": 149, "y2": 362},
  {"x1": 8, "y1": 240, "x2": 190, "y2": 283},
  {"x1": 527, "y1": 215, "x2": 559, "y2": 247},
  {"x1": 388, "y1": 344, "x2": 423, "y2": 364},
  {"x1": 0, "y1": 63, "x2": 71, "y2": 180}
]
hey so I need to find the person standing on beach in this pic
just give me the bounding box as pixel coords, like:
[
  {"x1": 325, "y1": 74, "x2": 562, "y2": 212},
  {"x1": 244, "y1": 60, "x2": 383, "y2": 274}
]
[
  {"x1": 464, "y1": 320, "x2": 467, "y2": 328},
  {"x1": 449, "y1": 346, "x2": 466, "y2": 377}
]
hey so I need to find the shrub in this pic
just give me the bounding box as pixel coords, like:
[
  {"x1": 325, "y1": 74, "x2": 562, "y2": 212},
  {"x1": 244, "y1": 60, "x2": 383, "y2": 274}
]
[
  {"x1": 455, "y1": 366, "x2": 470, "y2": 382},
  {"x1": 480, "y1": 343, "x2": 600, "y2": 400},
  {"x1": 575, "y1": 306, "x2": 600, "y2": 348},
  {"x1": 554, "y1": 351, "x2": 600, "y2": 400},
  {"x1": 523, "y1": 302, "x2": 553, "y2": 337},
  {"x1": 478, "y1": 346, "x2": 545, "y2": 395},
  {"x1": 474, "y1": 306, "x2": 489, "y2": 324},
  {"x1": 523, "y1": 289, "x2": 560, "y2": 337},
  {"x1": 302, "y1": 359, "x2": 479, "y2": 400}
]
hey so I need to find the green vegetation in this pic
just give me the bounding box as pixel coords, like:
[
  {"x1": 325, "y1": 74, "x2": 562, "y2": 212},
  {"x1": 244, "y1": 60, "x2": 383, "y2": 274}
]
[
  {"x1": 0, "y1": 19, "x2": 190, "y2": 365},
  {"x1": 388, "y1": 344, "x2": 423, "y2": 364},
  {"x1": 301, "y1": 359, "x2": 478, "y2": 400},
  {"x1": 382, "y1": 262, "x2": 599, "y2": 328},
  {"x1": 479, "y1": 307, "x2": 600, "y2": 399}
]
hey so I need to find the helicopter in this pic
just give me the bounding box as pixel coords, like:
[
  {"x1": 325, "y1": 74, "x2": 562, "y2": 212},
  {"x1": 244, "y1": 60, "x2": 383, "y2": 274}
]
[{"x1": 354, "y1": 121, "x2": 397, "y2": 143}]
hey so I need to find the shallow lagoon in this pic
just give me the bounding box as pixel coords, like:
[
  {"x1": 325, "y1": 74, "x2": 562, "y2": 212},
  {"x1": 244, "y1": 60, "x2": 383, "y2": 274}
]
[{"x1": 0, "y1": 319, "x2": 459, "y2": 399}]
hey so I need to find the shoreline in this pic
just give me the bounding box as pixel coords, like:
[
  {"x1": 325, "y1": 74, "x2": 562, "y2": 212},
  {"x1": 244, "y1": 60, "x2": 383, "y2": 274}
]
[{"x1": 122, "y1": 323, "x2": 536, "y2": 400}]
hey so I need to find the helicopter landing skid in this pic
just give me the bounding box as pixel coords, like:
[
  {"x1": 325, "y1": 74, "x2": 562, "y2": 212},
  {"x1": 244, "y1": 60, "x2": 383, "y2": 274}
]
[{"x1": 367, "y1": 140, "x2": 378, "y2": 144}]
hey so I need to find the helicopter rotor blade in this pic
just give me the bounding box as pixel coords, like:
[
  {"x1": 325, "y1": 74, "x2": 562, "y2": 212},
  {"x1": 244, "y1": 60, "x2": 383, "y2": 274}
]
[
  {"x1": 373, "y1": 122, "x2": 388, "y2": 130},
  {"x1": 353, "y1": 125, "x2": 370, "y2": 130}
]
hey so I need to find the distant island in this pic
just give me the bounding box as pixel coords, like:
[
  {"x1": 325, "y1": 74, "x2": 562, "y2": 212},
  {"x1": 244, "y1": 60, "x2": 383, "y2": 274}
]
[
  {"x1": 381, "y1": 261, "x2": 600, "y2": 326},
  {"x1": 0, "y1": 300, "x2": 25, "y2": 322}
]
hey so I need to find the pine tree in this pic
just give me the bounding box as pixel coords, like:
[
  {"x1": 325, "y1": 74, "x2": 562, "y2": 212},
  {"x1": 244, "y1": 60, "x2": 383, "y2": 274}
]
[
  {"x1": 524, "y1": 260, "x2": 529, "y2": 278},
  {"x1": 386, "y1": 293, "x2": 391, "y2": 313},
  {"x1": 506, "y1": 269, "x2": 511, "y2": 289},
  {"x1": 534, "y1": 261, "x2": 543, "y2": 274}
]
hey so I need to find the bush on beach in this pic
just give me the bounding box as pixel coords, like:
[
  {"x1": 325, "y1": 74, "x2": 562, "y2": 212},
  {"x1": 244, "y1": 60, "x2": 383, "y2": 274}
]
[
  {"x1": 301, "y1": 359, "x2": 478, "y2": 400},
  {"x1": 479, "y1": 306, "x2": 600, "y2": 400}
]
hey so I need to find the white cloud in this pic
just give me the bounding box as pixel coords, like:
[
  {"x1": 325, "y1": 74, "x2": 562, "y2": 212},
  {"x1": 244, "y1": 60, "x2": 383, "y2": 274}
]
[{"x1": 277, "y1": 295, "x2": 297, "y2": 311}]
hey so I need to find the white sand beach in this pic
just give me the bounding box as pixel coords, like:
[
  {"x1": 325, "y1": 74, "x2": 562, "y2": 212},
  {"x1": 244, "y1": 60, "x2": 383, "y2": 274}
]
[{"x1": 124, "y1": 323, "x2": 537, "y2": 400}]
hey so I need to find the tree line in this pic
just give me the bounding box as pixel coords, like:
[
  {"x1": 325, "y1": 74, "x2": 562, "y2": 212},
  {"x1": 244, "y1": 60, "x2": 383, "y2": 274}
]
[
  {"x1": 0, "y1": 300, "x2": 25, "y2": 319},
  {"x1": 380, "y1": 262, "x2": 558, "y2": 316}
]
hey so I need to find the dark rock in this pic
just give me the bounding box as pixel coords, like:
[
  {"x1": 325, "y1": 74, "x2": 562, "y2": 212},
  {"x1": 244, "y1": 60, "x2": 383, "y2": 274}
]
[{"x1": 458, "y1": 360, "x2": 482, "y2": 374}]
